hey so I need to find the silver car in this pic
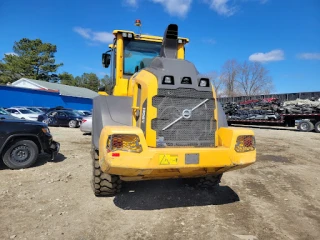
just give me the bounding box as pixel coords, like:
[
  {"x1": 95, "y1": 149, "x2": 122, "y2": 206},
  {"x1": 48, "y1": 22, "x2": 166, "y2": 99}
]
[
  {"x1": 80, "y1": 116, "x2": 92, "y2": 133},
  {"x1": 0, "y1": 108, "x2": 18, "y2": 120}
]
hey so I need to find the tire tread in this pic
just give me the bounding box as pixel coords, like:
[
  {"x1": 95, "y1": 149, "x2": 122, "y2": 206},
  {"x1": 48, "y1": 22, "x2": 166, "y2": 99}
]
[{"x1": 91, "y1": 145, "x2": 121, "y2": 196}]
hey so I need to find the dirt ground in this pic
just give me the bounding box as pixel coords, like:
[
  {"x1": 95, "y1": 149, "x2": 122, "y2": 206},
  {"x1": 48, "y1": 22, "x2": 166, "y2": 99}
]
[{"x1": 0, "y1": 126, "x2": 319, "y2": 240}]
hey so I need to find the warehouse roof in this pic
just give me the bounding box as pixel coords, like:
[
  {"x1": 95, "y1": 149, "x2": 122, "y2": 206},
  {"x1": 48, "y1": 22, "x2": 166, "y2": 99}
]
[{"x1": 12, "y1": 78, "x2": 99, "y2": 99}]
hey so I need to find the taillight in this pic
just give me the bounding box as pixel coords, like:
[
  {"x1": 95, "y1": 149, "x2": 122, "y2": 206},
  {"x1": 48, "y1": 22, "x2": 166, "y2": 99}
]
[
  {"x1": 235, "y1": 135, "x2": 256, "y2": 152},
  {"x1": 82, "y1": 119, "x2": 87, "y2": 123},
  {"x1": 107, "y1": 134, "x2": 142, "y2": 153}
]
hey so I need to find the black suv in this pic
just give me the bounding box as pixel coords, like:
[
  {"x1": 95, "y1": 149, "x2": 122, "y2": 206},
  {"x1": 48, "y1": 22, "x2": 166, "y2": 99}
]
[{"x1": 0, "y1": 118, "x2": 60, "y2": 169}]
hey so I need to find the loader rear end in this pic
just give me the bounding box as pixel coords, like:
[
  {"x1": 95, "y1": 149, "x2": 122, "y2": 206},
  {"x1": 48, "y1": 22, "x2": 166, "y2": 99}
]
[{"x1": 91, "y1": 23, "x2": 256, "y2": 196}]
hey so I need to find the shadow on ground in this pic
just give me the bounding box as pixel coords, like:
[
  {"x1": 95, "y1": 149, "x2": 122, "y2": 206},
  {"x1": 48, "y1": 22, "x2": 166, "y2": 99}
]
[
  {"x1": 0, "y1": 153, "x2": 67, "y2": 170},
  {"x1": 114, "y1": 179, "x2": 239, "y2": 210},
  {"x1": 33, "y1": 152, "x2": 67, "y2": 167}
]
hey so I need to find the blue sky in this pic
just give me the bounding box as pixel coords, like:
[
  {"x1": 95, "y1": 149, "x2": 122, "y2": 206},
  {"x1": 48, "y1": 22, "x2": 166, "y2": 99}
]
[{"x1": 0, "y1": 0, "x2": 319, "y2": 94}]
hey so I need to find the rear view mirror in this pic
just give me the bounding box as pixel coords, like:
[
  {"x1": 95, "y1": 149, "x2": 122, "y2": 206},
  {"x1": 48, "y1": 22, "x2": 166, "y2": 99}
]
[{"x1": 102, "y1": 53, "x2": 111, "y2": 68}]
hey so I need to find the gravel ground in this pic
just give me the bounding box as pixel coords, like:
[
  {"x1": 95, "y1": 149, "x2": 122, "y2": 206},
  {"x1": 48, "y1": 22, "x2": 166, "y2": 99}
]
[{"x1": 0, "y1": 126, "x2": 319, "y2": 240}]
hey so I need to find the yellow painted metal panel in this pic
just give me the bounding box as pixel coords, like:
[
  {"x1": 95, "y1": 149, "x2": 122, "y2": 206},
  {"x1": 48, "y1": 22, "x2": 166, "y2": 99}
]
[
  {"x1": 98, "y1": 126, "x2": 256, "y2": 179},
  {"x1": 177, "y1": 43, "x2": 185, "y2": 59},
  {"x1": 133, "y1": 70, "x2": 158, "y2": 147}
]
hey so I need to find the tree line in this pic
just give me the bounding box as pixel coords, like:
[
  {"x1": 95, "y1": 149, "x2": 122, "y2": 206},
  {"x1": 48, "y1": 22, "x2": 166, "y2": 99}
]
[
  {"x1": 0, "y1": 38, "x2": 108, "y2": 92},
  {"x1": 1, "y1": 38, "x2": 274, "y2": 96},
  {"x1": 204, "y1": 59, "x2": 274, "y2": 98}
]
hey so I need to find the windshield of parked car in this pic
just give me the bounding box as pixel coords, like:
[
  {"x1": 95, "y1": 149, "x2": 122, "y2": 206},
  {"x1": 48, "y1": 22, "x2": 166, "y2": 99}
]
[
  {"x1": 65, "y1": 111, "x2": 78, "y2": 117},
  {"x1": 19, "y1": 109, "x2": 34, "y2": 114},
  {"x1": 123, "y1": 39, "x2": 162, "y2": 75},
  {"x1": 0, "y1": 108, "x2": 10, "y2": 115},
  {"x1": 74, "y1": 110, "x2": 85, "y2": 116},
  {"x1": 28, "y1": 108, "x2": 42, "y2": 113}
]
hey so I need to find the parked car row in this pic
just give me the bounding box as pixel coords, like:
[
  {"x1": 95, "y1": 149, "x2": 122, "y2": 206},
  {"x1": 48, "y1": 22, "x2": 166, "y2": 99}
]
[
  {"x1": 0, "y1": 106, "x2": 93, "y2": 170},
  {"x1": 1, "y1": 106, "x2": 92, "y2": 128}
]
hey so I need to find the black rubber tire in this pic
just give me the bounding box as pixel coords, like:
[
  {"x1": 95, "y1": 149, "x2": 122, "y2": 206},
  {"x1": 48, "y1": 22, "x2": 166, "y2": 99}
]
[
  {"x1": 2, "y1": 140, "x2": 38, "y2": 169},
  {"x1": 314, "y1": 121, "x2": 320, "y2": 133},
  {"x1": 91, "y1": 145, "x2": 122, "y2": 196},
  {"x1": 184, "y1": 174, "x2": 222, "y2": 189},
  {"x1": 297, "y1": 120, "x2": 314, "y2": 132}
]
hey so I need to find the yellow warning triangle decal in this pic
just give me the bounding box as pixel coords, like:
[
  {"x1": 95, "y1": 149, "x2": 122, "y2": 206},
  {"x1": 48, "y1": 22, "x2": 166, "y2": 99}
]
[{"x1": 159, "y1": 155, "x2": 170, "y2": 165}]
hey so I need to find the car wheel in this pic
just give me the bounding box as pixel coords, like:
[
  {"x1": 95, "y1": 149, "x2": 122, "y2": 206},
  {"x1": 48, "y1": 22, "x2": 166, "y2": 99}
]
[
  {"x1": 297, "y1": 120, "x2": 314, "y2": 132},
  {"x1": 2, "y1": 140, "x2": 39, "y2": 169},
  {"x1": 314, "y1": 121, "x2": 320, "y2": 133},
  {"x1": 68, "y1": 120, "x2": 77, "y2": 128}
]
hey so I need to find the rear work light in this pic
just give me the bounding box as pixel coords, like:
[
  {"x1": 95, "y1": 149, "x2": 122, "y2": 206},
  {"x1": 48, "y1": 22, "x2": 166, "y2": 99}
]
[
  {"x1": 107, "y1": 134, "x2": 142, "y2": 153},
  {"x1": 162, "y1": 75, "x2": 174, "y2": 85},
  {"x1": 235, "y1": 135, "x2": 256, "y2": 152},
  {"x1": 199, "y1": 78, "x2": 210, "y2": 87},
  {"x1": 181, "y1": 77, "x2": 192, "y2": 84}
]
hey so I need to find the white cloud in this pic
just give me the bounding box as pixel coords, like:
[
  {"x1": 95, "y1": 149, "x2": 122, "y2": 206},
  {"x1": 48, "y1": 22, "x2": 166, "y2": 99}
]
[
  {"x1": 73, "y1": 27, "x2": 114, "y2": 44},
  {"x1": 151, "y1": 0, "x2": 192, "y2": 17},
  {"x1": 249, "y1": 49, "x2": 285, "y2": 63},
  {"x1": 73, "y1": 27, "x2": 91, "y2": 39},
  {"x1": 4, "y1": 52, "x2": 18, "y2": 56},
  {"x1": 297, "y1": 53, "x2": 320, "y2": 60},
  {"x1": 91, "y1": 32, "x2": 114, "y2": 43},
  {"x1": 205, "y1": 0, "x2": 267, "y2": 16},
  {"x1": 205, "y1": 0, "x2": 236, "y2": 16}
]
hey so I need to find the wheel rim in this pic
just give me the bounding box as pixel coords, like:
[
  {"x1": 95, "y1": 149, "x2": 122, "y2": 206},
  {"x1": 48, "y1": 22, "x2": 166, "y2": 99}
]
[
  {"x1": 316, "y1": 124, "x2": 320, "y2": 132},
  {"x1": 10, "y1": 145, "x2": 30, "y2": 163},
  {"x1": 300, "y1": 123, "x2": 309, "y2": 131},
  {"x1": 69, "y1": 120, "x2": 76, "y2": 127}
]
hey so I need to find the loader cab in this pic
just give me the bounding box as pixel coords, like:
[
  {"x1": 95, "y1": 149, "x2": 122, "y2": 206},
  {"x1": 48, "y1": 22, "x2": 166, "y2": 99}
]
[{"x1": 100, "y1": 28, "x2": 189, "y2": 96}]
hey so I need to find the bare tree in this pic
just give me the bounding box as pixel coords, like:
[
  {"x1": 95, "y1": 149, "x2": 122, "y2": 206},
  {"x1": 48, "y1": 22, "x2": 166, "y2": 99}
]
[
  {"x1": 220, "y1": 59, "x2": 239, "y2": 97},
  {"x1": 236, "y1": 61, "x2": 274, "y2": 96},
  {"x1": 202, "y1": 71, "x2": 223, "y2": 97}
]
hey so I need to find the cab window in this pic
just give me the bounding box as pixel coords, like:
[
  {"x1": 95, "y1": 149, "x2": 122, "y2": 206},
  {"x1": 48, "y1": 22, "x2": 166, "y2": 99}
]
[{"x1": 123, "y1": 39, "x2": 162, "y2": 75}]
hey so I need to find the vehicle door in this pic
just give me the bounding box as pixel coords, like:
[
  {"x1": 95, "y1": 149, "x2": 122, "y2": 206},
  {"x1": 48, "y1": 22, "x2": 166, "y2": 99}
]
[
  {"x1": 56, "y1": 111, "x2": 68, "y2": 125},
  {"x1": 47, "y1": 111, "x2": 58, "y2": 125}
]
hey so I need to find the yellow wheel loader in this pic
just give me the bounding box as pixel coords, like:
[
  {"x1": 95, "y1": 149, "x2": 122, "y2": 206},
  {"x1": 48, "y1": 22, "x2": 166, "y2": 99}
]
[{"x1": 91, "y1": 23, "x2": 256, "y2": 196}]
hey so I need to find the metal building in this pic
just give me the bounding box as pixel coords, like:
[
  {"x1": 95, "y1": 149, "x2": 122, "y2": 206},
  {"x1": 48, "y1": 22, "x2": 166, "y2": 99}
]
[{"x1": 0, "y1": 78, "x2": 98, "y2": 110}]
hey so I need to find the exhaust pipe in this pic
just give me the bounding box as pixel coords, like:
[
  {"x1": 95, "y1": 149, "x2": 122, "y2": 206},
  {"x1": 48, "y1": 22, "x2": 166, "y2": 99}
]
[{"x1": 160, "y1": 24, "x2": 178, "y2": 59}]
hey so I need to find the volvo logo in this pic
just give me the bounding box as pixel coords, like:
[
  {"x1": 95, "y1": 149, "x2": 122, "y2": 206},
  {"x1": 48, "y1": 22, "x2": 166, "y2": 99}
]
[{"x1": 182, "y1": 109, "x2": 192, "y2": 119}]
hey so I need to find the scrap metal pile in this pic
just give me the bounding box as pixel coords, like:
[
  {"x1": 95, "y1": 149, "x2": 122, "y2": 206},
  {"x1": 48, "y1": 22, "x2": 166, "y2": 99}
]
[{"x1": 223, "y1": 98, "x2": 320, "y2": 120}]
